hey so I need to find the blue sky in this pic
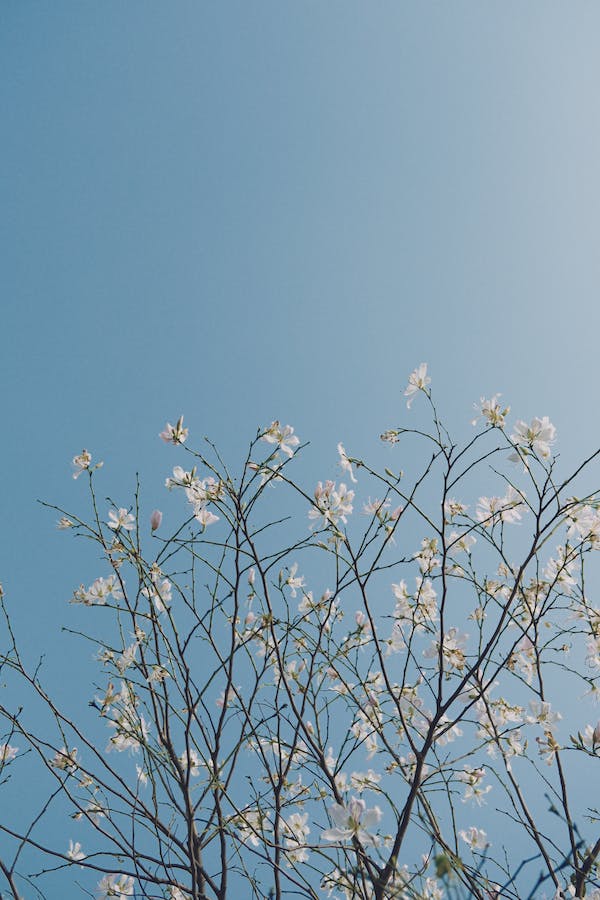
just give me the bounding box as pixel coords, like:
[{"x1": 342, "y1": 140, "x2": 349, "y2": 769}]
[{"x1": 3, "y1": 2, "x2": 600, "y2": 896}]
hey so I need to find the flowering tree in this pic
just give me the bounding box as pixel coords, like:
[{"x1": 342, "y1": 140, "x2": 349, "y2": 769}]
[{"x1": 1, "y1": 368, "x2": 600, "y2": 900}]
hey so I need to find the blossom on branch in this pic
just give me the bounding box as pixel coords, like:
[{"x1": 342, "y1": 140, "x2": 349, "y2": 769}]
[
  {"x1": 107, "y1": 508, "x2": 135, "y2": 532},
  {"x1": 67, "y1": 840, "x2": 85, "y2": 863},
  {"x1": 476, "y1": 485, "x2": 526, "y2": 526},
  {"x1": 231, "y1": 809, "x2": 272, "y2": 847},
  {"x1": 510, "y1": 416, "x2": 556, "y2": 461},
  {"x1": 49, "y1": 746, "x2": 78, "y2": 773},
  {"x1": 71, "y1": 574, "x2": 123, "y2": 606},
  {"x1": 457, "y1": 766, "x2": 491, "y2": 805},
  {"x1": 0, "y1": 744, "x2": 18, "y2": 763},
  {"x1": 471, "y1": 394, "x2": 509, "y2": 428},
  {"x1": 337, "y1": 442, "x2": 357, "y2": 483},
  {"x1": 97, "y1": 873, "x2": 134, "y2": 899},
  {"x1": 261, "y1": 420, "x2": 300, "y2": 457},
  {"x1": 72, "y1": 449, "x2": 92, "y2": 479},
  {"x1": 141, "y1": 575, "x2": 172, "y2": 614},
  {"x1": 159, "y1": 416, "x2": 188, "y2": 445},
  {"x1": 308, "y1": 480, "x2": 354, "y2": 529},
  {"x1": 459, "y1": 826, "x2": 489, "y2": 851},
  {"x1": 282, "y1": 812, "x2": 311, "y2": 864},
  {"x1": 404, "y1": 362, "x2": 431, "y2": 408},
  {"x1": 322, "y1": 796, "x2": 382, "y2": 846}
]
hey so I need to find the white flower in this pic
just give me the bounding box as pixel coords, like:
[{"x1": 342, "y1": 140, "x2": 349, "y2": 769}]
[
  {"x1": 168, "y1": 888, "x2": 191, "y2": 900},
  {"x1": 72, "y1": 449, "x2": 92, "y2": 479},
  {"x1": 444, "y1": 498, "x2": 468, "y2": 519},
  {"x1": 185, "y1": 476, "x2": 223, "y2": 505},
  {"x1": 424, "y1": 627, "x2": 468, "y2": 671},
  {"x1": 536, "y1": 730, "x2": 560, "y2": 766},
  {"x1": 322, "y1": 796, "x2": 382, "y2": 846},
  {"x1": 459, "y1": 826, "x2": 489, "y2": 851},
  {"x1": 414, "y1": 578, "x2": 438, "y2": 623},
  {"x1": 337, "y1": 443, "x2": 357, "y2": 483},
  {"x1": 527, "y1": 700, "x2": 561, "y2": 731},
  {"x1": 247, "y1": 459, "x2": 285, "y2": 486},
  {"x1": 115, "y1": 641, "x2": 138, "y2": 674},
  {"x1": 476, "y1": 486, "x2": 525, "y2": 526},
  {"x1": 577, "y1": 723, "x2": 600, "y2": 752},
  {"x1": 544, "y1": 545, "x2": 577, "y2": 593},
  {"x1": 285, "y1": 563, "x2": 305, "y2": 597},
  {"x1": 194, "y1": 505, "x2": 219, "y2": 528},
  {"x1": 165, "y1": 466, "x2": 199, "y2": 490},
  {"x1": 142, "y1": 577, "x2": 172, "y2": 614},
  {"x1": 67, "y1": 839, "x2": 86, "y2": 862},
  {"x1": 471, "y1": 395, "x2": 509, "y2": 428},
  {"x1": 281, "y1": 812, "x2": 311, "y2": 864},
  {"x1": 50, "y1": 745, "x2": 78, "y2": 772},
  {"x1": 97, "y1": 873, "x2": 134, "y2": 898},
  {"x1": 57, "y1": 516, "x2": 75, "y2": 529},
  {"x1": 181, "y1": 477, "x2": 222, "y2": 528},
  {"x1": 159, "y1": 416, "x2": 188, "y2": 445},
  {"x1": 72, "y1": 575, "x2": 123, "y2": 606},
  {"x1": 106, "y1": 683, "x2": 149, "y2": 754},
  {"x1": 232, "y1": 809, "x2": 272, "y2": 847},
  {"x1": 404, "y1": 363, "x2": 431, "y2": 408},
  {"x1": 179, "y1": 748, "x2": 202, "y2": 777},
  {"x1": 566, "y1": 504, "x2": 600, "y2": 548},
  {"x1": 216, "y1": 685, "x2": 237, "y2": 708},
  {"x1": 510, "y1": 637, "x2": 536, "y2": 684},
  {"x1": 434, "y1": 716, "x2": 463, "y2": 746},
  {"x1": 363, "y1": 497, "x2": 389, "y2": 515},
  {"x1": 448, "y1": 530, "x2": 476, "y2": 554},
  {"x1": 147, "y1": 665, "x2": 170, "y2": 684},
  {"x1": 511, "y1": 416, "x2": 556, "y2": 460},
  {"x1": 423, "y1": 877, "x2": 444, "y2": 900},
  {"x1": 586, "y1": 635, "x2": 600, "y2": 670},
  {"x1": 553, "y1": 888, "x2": 600, "y2": 900},
  {"x1": 0, "y1": 744, "x2": 18, "y2": 763},
  {"x1": 107, "y1": 508, "x2": 135, "y2": 532},
  {"x1": 350, "y1": 769, "x2": 381, "y2": 792},
  {"x1": 308, "y1": 481, "x2": 354, "y2": 529},
  {"x1": 457, "y1": 766, "x2": 491, "y2": 805},
  {"x1": 413, "y1": 537, "x2": 440, "y2": 573},
  {"x1": 261, "y1": 421, "x2": 300, "y2": 458}
]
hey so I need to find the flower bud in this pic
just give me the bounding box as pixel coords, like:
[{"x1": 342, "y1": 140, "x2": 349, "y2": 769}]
[
  {"x1": 150, "y1": 510, "x2": 162, "y2": 532},
  {"x1": 593, "y1": 721, "x2": 600, "y2": 745}
]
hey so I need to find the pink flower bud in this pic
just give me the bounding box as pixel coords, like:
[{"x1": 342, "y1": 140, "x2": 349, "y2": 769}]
[{"x1": 150, "y1": 510, "x2": 162, "y2": 532}]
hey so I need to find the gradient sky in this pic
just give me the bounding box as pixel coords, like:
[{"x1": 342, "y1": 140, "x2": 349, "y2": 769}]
[{"x1": 3, "y1": 2, "x2": 600, "y2": 896}]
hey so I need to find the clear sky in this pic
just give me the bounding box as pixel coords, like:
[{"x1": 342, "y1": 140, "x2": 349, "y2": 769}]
[{"x1": 3, "y1": 2, "x2": 600, "y2": 896}]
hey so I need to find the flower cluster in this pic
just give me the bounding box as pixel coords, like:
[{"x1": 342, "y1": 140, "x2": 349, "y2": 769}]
[
  {"x1": 165, "y1": 465, "x2": 222, "y2": 527},
  {"x1": 71, "y1": 575, "x2": 123, "y2": 606},
  {"x1": 308, "y1": 480, "x2": 354, "y2": 530}
]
